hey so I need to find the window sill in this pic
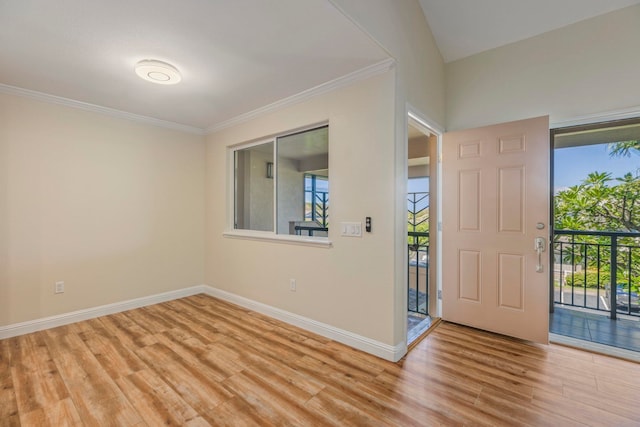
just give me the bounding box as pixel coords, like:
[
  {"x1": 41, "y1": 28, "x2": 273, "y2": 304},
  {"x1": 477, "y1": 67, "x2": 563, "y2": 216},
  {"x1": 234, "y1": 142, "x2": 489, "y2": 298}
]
[{"x1": 223, "y1": 230, "x2": 332, "y2": 248}]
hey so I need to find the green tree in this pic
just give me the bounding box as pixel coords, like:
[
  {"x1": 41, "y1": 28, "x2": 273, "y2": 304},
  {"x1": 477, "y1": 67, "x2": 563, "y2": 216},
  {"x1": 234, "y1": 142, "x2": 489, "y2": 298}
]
[
  {"x1": 555, "y1": 171, "x2": 640, "y2": 232},
  {"x1": 555, "y1": 140, "x2": 640, "y2": 232},
  {"x1": 554, "y1": 141, "x2": 640, "y2": 296},
  {"x1": 608, "y1": 140, "x2": 640, "y2": 158}
]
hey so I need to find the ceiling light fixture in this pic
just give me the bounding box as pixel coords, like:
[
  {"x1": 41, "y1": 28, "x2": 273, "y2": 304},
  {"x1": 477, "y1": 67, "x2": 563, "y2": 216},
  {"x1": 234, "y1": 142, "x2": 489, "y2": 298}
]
[{"x1": 135, "y1": 60, "x2": 181, "y2": 85}]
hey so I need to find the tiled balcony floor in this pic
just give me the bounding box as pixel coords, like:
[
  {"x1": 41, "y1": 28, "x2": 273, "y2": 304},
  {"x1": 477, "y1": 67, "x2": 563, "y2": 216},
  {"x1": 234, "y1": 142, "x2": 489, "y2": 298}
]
[
  {"x1": 550, "y1": 306, "x2": 640, "y2": 353},
  {"x1": 407, "y1": 312, "x2": 431, "y2": 344}
]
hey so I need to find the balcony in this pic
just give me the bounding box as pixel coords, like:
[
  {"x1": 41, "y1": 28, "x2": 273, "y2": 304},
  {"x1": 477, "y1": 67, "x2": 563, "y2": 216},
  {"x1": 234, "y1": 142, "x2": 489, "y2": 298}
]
[
  {"x1": 407, "y1": 230, "x2": 431, "y2": 342},
  {"x1": 552, "y1": 229, "x2": 640, "y2": 352},
  {"x1": 407, "y1": 190, "x2": 431, "y2": 343}
]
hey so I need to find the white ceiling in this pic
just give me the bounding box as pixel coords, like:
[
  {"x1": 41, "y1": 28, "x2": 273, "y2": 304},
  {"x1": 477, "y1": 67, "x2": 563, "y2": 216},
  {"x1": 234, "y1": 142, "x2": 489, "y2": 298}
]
[
  {"x1": 4, "y1": 1, "x2": 640, "y2": 132},
  {"x1": 0, "y1": 0, "x2": 388, "y2": 132},
  {"x1": 419, "y1": 0, "x2": 640, "y2": 63}
]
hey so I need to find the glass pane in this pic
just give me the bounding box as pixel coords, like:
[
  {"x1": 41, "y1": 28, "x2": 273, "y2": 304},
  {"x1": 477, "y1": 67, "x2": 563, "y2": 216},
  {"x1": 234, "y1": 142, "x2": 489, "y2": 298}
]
[
  {"x1": 234, "y1": 141, "x2": 274, "y2": 231},
  {"x1": 304, "y1": 174, "x2": 329, "y2": 226},
  {"x1": 276, "y1": 126, "x2": 328, "y2": 236}
]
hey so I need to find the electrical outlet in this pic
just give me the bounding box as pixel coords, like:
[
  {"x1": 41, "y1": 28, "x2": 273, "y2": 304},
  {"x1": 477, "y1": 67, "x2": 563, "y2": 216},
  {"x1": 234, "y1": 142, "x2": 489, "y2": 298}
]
[
  {"x1": 55, "y1": 281, "x2": 65, "y2": 294},
  {"x1": 290, "y1": 279, "x2": 296, "y2": 292}
]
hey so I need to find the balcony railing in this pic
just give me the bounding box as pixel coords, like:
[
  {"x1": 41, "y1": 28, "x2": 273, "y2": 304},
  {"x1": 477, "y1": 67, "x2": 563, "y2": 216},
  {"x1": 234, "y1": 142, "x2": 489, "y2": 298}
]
[
  {"x1": 305, "y1": 190, "x2": 328, "y2": 227},
  {"x1": 408, "y1": 231, "x2": 429, "y2": 315},
  {"x1": 553, "y1": 229, "x2": 640, "y2": 319},
  {"x1": 408, "y1": 191, "x2": 430, "y2": 316}
]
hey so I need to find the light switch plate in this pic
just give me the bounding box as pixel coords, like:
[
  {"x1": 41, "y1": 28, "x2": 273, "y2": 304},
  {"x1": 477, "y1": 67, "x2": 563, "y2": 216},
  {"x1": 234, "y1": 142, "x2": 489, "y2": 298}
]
[{"x1": 340, "y1": 222, "x2": 362, "y2": 237}]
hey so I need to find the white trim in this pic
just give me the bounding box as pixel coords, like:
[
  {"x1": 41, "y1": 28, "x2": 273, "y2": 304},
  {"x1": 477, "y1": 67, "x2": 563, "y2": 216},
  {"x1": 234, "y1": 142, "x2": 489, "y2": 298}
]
[
  {"x1": 206, "y1": 58, "x2": 396, "y2": 134},
  {"x1": 407, "y1": 104, "x2": 445, "y2": 135},
  {"x1": 0, "y1": 60, "x2": 396, "y2": 137},
  {"x1": 551, "y1": 106, "x2": 640, "y2": 129},
  {"x1": 0, "y1": 83, "x2": 205, "y2": 135},
  {"x1": 0, "y1": 285, "x2": 206, "y2": 340},
  {"x1": 223, "y1": 230, "x2": 332, "y2": 248},
  {"x1": 0, "y1": 284, "x2": 404, "y2": 361},
  {"x1": 550, "y1": 333, "x2": 640, "y2": 363},
  {"x1": 203, "y1": 285, "x2": 405, "y2": 361},
  {"x1": 405, "y1": 104, "x2": 444, "y2": 319}
]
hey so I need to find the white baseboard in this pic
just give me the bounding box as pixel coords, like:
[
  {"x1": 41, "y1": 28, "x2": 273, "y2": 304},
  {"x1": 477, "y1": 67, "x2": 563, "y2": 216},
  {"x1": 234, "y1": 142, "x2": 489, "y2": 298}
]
[
  {"x1": 202, "y1": 285, "x2": 406, "y2": 362},
  {"x1": 0, "y1": 285, "x2": 206, "y2": 340},
  {"x1": 0, "y1": 284, "x2": 406, "y2": 362}
]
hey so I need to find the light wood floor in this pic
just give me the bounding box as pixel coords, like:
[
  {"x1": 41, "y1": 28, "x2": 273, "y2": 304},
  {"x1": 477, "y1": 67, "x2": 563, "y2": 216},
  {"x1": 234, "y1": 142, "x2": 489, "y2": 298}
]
[{"x1": 2, "y1": 294, "x2": 640, "y2": 426}]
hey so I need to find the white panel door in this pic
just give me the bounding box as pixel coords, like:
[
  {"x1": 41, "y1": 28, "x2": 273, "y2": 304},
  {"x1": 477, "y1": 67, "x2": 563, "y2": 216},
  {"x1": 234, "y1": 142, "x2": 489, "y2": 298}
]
[{"x1": 442, "y1": 116, "x2": 549, "y2": 344}]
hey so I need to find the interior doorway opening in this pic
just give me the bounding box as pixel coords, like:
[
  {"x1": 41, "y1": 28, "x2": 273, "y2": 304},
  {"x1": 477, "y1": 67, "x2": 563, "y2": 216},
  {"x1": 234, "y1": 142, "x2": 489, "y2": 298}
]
[{"x1": 407, "y1": 117, "x2": 438, "y2": 344}]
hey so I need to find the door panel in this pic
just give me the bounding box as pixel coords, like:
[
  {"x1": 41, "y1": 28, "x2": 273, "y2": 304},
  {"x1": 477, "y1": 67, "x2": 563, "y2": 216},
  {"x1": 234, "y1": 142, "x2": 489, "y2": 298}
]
[{"x1": 443, "y1": 116, "x2": 549, "y2": 344}]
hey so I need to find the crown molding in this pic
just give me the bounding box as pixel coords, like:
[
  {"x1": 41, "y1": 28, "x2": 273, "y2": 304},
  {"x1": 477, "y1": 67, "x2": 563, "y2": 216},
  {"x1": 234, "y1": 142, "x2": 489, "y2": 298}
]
[
  {"x1": 0, "y1": 83, "x2": 206, "y2": 135},
  {"x1": 205, "y1": 58, "x2": 396, "y2": 134},
  {"x1": 1, "y1": 58, "x2": 396, "y2": 137}
]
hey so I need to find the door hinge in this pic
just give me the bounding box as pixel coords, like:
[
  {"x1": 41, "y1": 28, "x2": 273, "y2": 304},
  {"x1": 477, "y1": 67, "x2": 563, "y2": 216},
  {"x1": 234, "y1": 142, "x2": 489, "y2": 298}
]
[{"x1": 437, "y1": 289, "x2": 442, "y2": 300}]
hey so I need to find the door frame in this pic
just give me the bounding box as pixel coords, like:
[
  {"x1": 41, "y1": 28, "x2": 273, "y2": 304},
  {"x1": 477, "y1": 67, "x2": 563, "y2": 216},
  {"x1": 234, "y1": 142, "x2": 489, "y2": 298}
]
[{"x1": 403, "y1": 105, "x2": 444, "y2": 341}]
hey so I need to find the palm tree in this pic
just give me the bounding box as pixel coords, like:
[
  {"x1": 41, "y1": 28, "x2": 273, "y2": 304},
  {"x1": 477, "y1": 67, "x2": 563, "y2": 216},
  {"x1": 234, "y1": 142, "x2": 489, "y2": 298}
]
[{"x1": 609, "y1": 140, "x2": 640, "y2": 158}]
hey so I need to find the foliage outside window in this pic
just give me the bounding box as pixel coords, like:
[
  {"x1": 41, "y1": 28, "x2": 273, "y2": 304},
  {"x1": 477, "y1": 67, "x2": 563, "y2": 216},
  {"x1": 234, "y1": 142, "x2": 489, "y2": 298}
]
[{"x1": 234, "y1": 125, "x2": 329, "y2": 237}]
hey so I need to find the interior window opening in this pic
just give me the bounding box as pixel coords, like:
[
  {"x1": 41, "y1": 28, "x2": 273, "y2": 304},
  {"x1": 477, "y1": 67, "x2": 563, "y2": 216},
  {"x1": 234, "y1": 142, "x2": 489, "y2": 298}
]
[{"x1": 233, "y1": 125, "x2": 329, "y2": 238}]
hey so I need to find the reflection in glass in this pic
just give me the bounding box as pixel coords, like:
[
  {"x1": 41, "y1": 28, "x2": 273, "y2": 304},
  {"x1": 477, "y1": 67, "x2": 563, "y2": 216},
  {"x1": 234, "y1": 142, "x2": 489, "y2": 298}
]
[
  {"x1": 277, "y1": 126, "x2": 329, "y2": 236},
  {"x1": 234, "y1": 141, "x2": 274, "y2": 231}
]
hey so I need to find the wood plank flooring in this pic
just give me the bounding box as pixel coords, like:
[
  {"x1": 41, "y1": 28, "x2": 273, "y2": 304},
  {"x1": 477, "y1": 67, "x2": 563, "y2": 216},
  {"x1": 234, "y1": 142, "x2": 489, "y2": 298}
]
[{"x1": 2, "y1": 294, "x2": 640, "y2": 426}]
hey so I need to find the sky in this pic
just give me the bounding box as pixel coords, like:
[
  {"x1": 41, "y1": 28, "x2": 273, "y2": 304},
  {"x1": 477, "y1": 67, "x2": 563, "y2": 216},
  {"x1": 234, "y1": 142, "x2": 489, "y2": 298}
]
[
  {"x1": 408, "y1": 177, "x2": 429, "y2": 193},
  {"x1": 554, "y1": 143, "x2": 639, "y2": 192}
]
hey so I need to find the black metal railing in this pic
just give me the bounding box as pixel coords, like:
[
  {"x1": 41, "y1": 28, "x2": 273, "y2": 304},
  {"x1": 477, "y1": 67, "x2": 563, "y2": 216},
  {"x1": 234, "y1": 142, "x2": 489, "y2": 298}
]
[
  {"x1": 408, "y1": 231, "x2": 429, "y2": 315},
  {"x1": 554, "y1": 229, "x2": 640, "y2": 319},
  {"x1": 305, "y1": 190, "x2": 328, "y2": 228},
  {"x1": 294, "y1": 225, "x2": 328, "y2": 237},
  {"x1": 407, "y1": 191, "x2": 430, "y2": 316},
  {"x1": 407, "y1": 192, "x2": 429, "y2": 234}
]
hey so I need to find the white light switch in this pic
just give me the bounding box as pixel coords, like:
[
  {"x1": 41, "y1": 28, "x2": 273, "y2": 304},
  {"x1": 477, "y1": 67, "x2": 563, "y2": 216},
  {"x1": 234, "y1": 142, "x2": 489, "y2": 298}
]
[{"x1": 341, "y1": 222, "x2": 362, "y2": 237}]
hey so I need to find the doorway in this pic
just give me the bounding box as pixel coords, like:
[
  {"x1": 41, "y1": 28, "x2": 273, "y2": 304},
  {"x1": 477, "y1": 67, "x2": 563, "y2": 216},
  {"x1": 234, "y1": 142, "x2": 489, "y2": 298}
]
[
  {"x1": 406, "y1": 116, "x2": 439, "y2": 344},
  {"x1": 550, "y1": 118, "x2": 640, "y2": 355},
  {"x1": 404, "y1": 114, "x2": 550, "y2": 346}
]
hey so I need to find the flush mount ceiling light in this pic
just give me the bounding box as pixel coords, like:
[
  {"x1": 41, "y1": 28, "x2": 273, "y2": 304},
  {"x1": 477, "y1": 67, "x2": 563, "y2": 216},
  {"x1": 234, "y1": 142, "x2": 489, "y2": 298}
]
[{"x1": 135, "y1": 60, "x2": 181, "y2": 85}]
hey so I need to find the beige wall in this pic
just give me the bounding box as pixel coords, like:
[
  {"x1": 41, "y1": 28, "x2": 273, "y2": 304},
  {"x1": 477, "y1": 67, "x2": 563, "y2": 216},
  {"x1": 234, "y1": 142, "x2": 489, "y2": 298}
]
[
  {"x1": 446, "y1": 4, "x2": 640, "y2": 131},
  {"x1": 1, "y1": 1, "x2": 445, "y2": 357},
  {"x1": 332, "y1": 0, "x2": 445, "y2": 126},
  {"x1": 331, "y1": 0, "x2": 445, "y2": 349},
  {"x1": 0, "y1": 93, "x2": 205, "y2": 326},
  {"x1": 206, "y1": 72, "x2": 396, "y2": 344}
]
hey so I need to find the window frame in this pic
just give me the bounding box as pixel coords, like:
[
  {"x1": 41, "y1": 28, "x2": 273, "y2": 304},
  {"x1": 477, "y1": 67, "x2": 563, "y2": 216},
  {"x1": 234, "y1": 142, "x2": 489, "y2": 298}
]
[{"x1": 224, "y1": 123, "x2": 331, "y2": 247}]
